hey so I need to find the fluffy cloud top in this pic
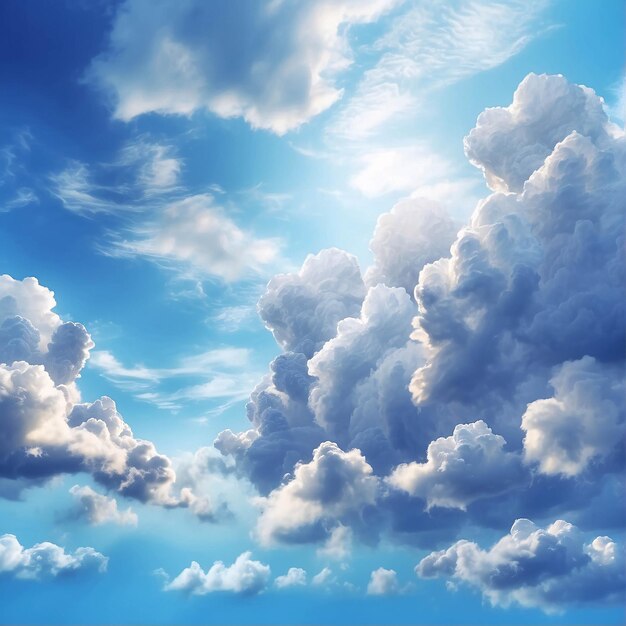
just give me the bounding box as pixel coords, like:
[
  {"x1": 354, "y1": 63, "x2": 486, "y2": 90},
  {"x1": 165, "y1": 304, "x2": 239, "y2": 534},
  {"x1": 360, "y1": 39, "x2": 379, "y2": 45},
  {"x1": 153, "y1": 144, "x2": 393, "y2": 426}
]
[
  {"x1": 417, "y1": 519, "x2": 625, "y2": 611},
  {"x1": 259, "y1": 248, "x2": 365, "y2": 358},
  {"x1": 0, "y1": 275, "x2": 207, "y2": 514},
  {"x1": 275, "y1": 567, "x2": 307, "y2": 589},
  {"x1": 464, "y1": 73, "x2": 612, "y2": 192},
  {"x1": 68, "y1": 485, "x2": 138, "y2": 526},
  {"x1": 255, "y1": 441, "x2": 378, "y2": 545},
  {"x1": 388, "y1": 421, "x2": 524, "y2": 510},
  {"x1": 367, "y1": 567, "x2": 399, "y2": 595},
  {"x1": 365, "y1": 198, "x2": 458, "y2": 296},
  {"x1": 0, "y1": 533, "x2": 107, "y2": 580},
  {"x1": 522, "y1": 357, "x2": 625, "y2": 477},
  {"x1": 89, "y1": 0, "x2": 398, "y2": 133},
  {"x1": 165, "y1": 551, "x2": 270, "y2": 596}
]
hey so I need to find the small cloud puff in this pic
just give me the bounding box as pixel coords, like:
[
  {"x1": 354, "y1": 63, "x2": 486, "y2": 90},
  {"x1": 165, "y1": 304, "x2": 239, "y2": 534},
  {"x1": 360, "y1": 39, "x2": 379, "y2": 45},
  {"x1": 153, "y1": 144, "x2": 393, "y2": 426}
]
[
  {"x1": 367, "y1": 567, "x2": 399, "y2": 595},
  {"x1": 0, "y1": 533, "x2": 107, "y2": 580},
  {"x1": 165, "y1": 551, "x2": 270, "y2": 596},
  {"x1": 275, "y1": 567, "x2": 307, "y2": 589}
]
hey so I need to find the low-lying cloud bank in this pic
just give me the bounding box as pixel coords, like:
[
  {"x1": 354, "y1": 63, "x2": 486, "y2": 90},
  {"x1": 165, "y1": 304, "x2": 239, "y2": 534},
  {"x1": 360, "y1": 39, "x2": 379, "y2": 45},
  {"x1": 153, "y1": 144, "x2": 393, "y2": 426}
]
[
  {"x1": 418, "y1": 519, "x2": 625, "y2": 611},
  {"x1": 0, "y1": 533, "x2": 107, "y2": 579},
  {"x1": 213, "y1": 73, "x2": 625, "y2": 610}
]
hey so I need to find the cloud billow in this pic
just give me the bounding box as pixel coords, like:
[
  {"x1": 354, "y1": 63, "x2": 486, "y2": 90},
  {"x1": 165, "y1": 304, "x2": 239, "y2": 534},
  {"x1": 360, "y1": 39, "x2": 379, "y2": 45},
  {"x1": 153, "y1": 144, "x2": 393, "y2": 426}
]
[
  {"x1": 214, "y1": 74, "x2": 625, "y2": 609},
  {"x1": 417, "y1": 518, "x2": 625, "y2": 611},
  {"x1": 0, "y1": 275, "x2": 213, "y2": 517},
  {"x1": 88, "y1": 0, "x2": 399, "y2": 134}
]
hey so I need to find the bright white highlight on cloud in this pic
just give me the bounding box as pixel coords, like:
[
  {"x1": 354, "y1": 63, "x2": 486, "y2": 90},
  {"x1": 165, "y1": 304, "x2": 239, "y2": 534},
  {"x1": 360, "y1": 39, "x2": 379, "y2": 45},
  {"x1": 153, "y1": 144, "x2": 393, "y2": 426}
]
[
  {"x1": 89, "y1": 0, "x2": 399, "y2": 134},
  {"x1": 165, "y1": 551, "x2": 271, "y2": 595},
  {"x1": 522, "y1": 357, "x2": 625, "y2": 477},
  {"x1": 0, "y1": 533, "x2": 107, "y2": 579}
]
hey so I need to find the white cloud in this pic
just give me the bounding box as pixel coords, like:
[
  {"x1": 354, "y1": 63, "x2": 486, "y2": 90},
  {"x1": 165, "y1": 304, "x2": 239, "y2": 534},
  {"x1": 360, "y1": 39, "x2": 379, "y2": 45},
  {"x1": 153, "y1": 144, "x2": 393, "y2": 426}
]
[
  {"x1": 349, "y1": 146, "x2": 453, "y2": 198},
  {"x1": 417, "y1": 519, "x2": 625, "y2": 611},
  {"x1": 311, "y1": 566, "x2": 334, "y2": 587},
  {"x1": 110, "y1": 194, "x2": 281, "y2": 281},
  {"x1": 522, "y1": 357, "x2": 625, "y2": 477},
  {"x1": 332, "y1": 0, "x2": 551, "y2": 140},
  {"x1": 0, "y1": 533, "x2": 107, "y2": 579},
  {"x1": 165, "y1": 551, "x2": 270, "y2": 595},
  {"x1": 0, "y1": 275, "x2": 207, "y2": 511},
  {"x1": 367, "y1": 567, "x2": 399, "y2": 595},
  {"x1": 317, "y1": 525, "x2": 352, "y2": 561},
  {"x1": 68, "y1": 485, "x2": 138, "y2": 526},
  {"x1": 275, "y1": 567, "x2": 307, "y2": 589},
  {"x1": 90, "y1": 346, "x2": 259, "y2": 411},
  {"x1": 255, "y1": 442, "x2": 379, "y2": 545},
  {"x1": 258, "y1": 247, "x2": 365, "y2": 358},
  {"x1": 365, "y1": 198, "x2": 458, "y2": 295},
  {"x1": 388, "y1": 421, "x2": 524, "y2": 510},
  {"x1": 464, "y1": 72, "x2": 611, "y2": 192},
  {"x1": 88, "y1": 0, "x2": 399, "y2": 134}
]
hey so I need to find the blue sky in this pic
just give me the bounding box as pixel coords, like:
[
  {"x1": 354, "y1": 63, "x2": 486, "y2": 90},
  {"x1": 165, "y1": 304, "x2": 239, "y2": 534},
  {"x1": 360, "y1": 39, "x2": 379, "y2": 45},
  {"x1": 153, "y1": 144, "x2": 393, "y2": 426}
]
[{"x1": 0, "y1": 0, "x2": 624, "y2": 623}]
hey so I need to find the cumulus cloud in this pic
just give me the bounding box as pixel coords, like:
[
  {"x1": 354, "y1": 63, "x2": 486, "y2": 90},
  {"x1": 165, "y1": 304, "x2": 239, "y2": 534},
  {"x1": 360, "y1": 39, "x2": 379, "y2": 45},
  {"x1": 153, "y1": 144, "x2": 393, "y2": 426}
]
[
  {"x1": 522, "y1": 357, "x2": 625, "y2": 477},
  {"x1": 0, "y1": 275, "x2": 206, "y2": 514},
  {"x1": 388, "y1": 421, "x2": 525, "y2": 510},
  {"x1": 275, "y1": 567, "x2": 307, "y2": 589},
  {"x1": 88, "y1": 0, "x2": 398, "y2": 134},
  {"x1": 255, "y1": 442, "x2": 379, "y2": 545},
  {"x1": 417, "y1": 519, "x2": 625, "y2": 611},
  {"x1": 365, "y1": 198, "x2": 458, "y2": 297},
  {"x1": 165, "y1": 552, "x2": 270, "y2": 596},
  {"x1": 0, "y1": 533, "x2": 107, "y2": 579},
  {"x1": 68, "y1": 485, "x2": 138, "y2": 526},
  {"x1": 51, "y1": 139, "x2": 181, "y2": 215},
  {"x1": 367, "y1": 567, "x2": 399, "y2": 595},
  {"x1": 308, "y1": 284, "x2": 424, "y2": 458},
  {"x1": 216, "y1": 73, "x2": 626, "y2": 570},
  {"x1": 411, "y1": 75, "x2": 625, "y2": 439},
  {"x1": 317, "y1": 525, "x2": 353, "y2": 561},
  {"x1": 464, "y1": 73, "x2": 612, "y2": 192},
  {"x1": 259, "y1": 248, "x2": 365, "y2": 358}
]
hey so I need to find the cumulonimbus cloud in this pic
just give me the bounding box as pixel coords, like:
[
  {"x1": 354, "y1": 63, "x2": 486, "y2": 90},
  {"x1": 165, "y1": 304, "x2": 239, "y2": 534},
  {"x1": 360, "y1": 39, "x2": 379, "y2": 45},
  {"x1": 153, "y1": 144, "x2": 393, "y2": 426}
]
[{"x1": 214, "y1": 74, "x2": 625, "y2": 611}]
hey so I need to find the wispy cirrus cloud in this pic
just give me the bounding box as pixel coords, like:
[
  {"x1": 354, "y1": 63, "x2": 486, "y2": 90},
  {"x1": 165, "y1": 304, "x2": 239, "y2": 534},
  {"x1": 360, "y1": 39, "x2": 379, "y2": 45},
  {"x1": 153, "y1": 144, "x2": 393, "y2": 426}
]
[
  {"x1": 50, "y1": 138, "x2": 182, "y2": 215},
  {"x1": 89, "y1": 345, "x2": 261, "y2": 411},
  {"x1": 332, "y1": 0, "x2": 553, "y2": 141}
]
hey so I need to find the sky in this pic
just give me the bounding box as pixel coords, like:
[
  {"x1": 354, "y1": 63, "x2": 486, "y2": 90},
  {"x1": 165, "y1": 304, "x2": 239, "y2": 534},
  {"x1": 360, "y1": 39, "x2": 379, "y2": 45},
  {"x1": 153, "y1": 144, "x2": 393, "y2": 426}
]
[{"x1": 0, "y1": 0, "x2": 624, "y2": 624}]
